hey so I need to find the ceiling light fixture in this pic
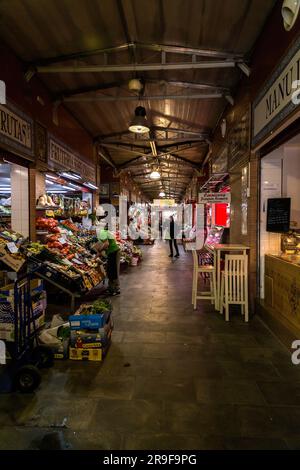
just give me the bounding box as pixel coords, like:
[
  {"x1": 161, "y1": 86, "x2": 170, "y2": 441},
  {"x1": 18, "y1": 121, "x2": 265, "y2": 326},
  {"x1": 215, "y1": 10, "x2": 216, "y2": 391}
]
[
  {"x1": 149, "y1": 169, "x2": 161, "y2": 180},
  {"x1": 47, "y1": 190, "x2": 68, "y2": 194},
  {"x1": 83, "y1": 182, "x2": 99, "y2": 190},
  {"x1": 60, "y1": 171, "x2": 81, "y2": 180},
  {"x1": 62, "y1": 185, "x2": 76, "y2": 191},
  {"x1": 129, "y1": 106, "x2": 150, "y2": 134},
  {"x1": 46, "y1": 173, "x2": 57, "y2": 180},
  {"x1": 46, "y1": 179, "x2": 54, "y2": 185},
  {"x1": 159, "y1": 191, "x2": 166, "y2": 197},
  {"x1": 69, "y1": 182, "x2": 81, "y2": 189},
  {"x1": 282, "y1": 0, "x2": 300, "y2": 30},
  {"x1": 128, "y1": 78, "x2": 143, "y2": 92},
  {"x1": 220, "y1": 118, "x2": 227, "y2": 138}
]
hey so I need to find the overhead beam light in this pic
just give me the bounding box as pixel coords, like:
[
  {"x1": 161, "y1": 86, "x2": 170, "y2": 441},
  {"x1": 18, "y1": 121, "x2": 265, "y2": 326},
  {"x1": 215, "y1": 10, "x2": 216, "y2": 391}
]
[
  {"x1": 46, "y1": 173, "x2": 58, "y2": 180},
  {"x1": 60, "y1": 171, "x2": 81, "y2": 180},
  {"x1": 45, "y1": 179, "x2": 55, "y2": 185},
  {"x1": 69, "y1": 182, "x2": 81, "y2": 189},
  {"x1": 83, "y1": 182, "x2": 99, "y2": 190},
  {"x1": 47, "y1": 190, "x2": 68, "y2": 194},
  {"x1": 159, "y1": 191, "x2": 166, "y2": 197},
  {"x1": 129, "y1": 106, "x2": 150, "y2": 134}
]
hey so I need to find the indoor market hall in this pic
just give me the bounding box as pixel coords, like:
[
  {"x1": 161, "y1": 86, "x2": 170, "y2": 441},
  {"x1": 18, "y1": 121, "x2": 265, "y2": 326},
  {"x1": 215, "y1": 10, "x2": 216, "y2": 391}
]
[
  {"x1": 0, "y1": 0, "x2": 300, "y2": 457},
  {"x1": 0, "y1": 241, "x2": 299, "y2": 450}
]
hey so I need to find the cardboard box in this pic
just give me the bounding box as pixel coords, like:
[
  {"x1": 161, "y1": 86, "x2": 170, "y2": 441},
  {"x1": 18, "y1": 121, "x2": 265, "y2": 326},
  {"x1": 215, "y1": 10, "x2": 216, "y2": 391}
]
[
  {"x1": 69, "y1": 346, "x2": 102, "y2": 361},
  {"x1": 69, "y1": 310, "x2": 111, "y2": 330},
  {"x1": 70, "y1": 324, "x2": 112, "y2": 348},
  {"x1": 0, "y1": 312, "x2": 45, "y2": 342},
  {"x1": 0, "y1": 281, "x2": 46, "y2": 308},
  {"x1": 50, "y1": 339, "x2": 69, "y2": 360},
  {"x1": 0, "y1": 246, "x2": 26, "y2": 272}
]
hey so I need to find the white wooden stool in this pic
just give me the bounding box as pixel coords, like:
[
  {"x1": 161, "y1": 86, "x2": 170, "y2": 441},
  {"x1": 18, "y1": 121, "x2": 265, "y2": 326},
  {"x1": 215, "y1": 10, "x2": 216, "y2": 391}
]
[
  {"x1": 219, "y1": 254, "x2": 249, "y2": 322},
  {"x1": 192, "y1": 250, "x2": 216, "y2": 310}
]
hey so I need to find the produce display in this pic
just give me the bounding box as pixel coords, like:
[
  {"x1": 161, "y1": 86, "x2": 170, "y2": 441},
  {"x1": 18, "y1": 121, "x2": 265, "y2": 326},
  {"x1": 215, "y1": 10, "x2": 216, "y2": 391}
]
[
  {"x1": 0, "y1": 224, "x2": 105, "y2": 293},
  {"x1": 27, "y1": 231, "x2": 105, "y2": 292},
  {"x1": 60, "y1": 219, "x2": 79, "y2": 232},
  {"x1": 116, "y1": 233, "x2": 142, "y2": 267},
  {"x1": 37, "y1": 193, "x2": 90, "y2": 218},
  {"x1": 0, "y1": 228, "x2": 27, "y2": 272},
  {"x1": 37, "y1": 194, "x2": 56, "y2": 207},
  {"x1": 0, "y1": 197, "x2": 11, "y2": 217},
  {"x1": 36, "y1": 217, "x2": 61, "y2": 233},
  {"x1": 69, "y1": 298, "x2": 113, "y2": 362},
  {"x1": 128, "y1": 203, "x2": 153, "y2": 244}
]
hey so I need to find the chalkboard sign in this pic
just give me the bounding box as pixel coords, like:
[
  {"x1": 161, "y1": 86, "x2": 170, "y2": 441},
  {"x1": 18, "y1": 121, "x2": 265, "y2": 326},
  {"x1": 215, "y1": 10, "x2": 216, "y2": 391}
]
[{"x1": 267, "y1": 198, "x2": 291, "y2": 233}]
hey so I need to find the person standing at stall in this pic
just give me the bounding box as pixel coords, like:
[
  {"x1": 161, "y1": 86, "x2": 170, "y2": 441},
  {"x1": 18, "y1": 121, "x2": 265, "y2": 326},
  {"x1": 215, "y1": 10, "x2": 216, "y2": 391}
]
[{"x1": 94, "y1": 206, "x2": 121, "y2": 296}]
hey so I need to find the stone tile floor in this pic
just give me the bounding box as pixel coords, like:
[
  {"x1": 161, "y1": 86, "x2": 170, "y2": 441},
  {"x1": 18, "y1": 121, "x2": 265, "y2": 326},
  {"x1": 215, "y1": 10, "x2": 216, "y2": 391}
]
[{"x1": 0, "y1": 241, "x2": 300, "y2": 450}]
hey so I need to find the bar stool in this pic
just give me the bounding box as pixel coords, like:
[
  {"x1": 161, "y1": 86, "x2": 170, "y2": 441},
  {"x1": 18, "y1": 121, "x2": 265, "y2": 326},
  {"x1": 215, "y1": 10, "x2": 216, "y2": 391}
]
[
  {"x1": 219, "y1": 254, "x2": 249, "y2": 322},
  {"x1": 192, "y1": 250, "x2": 216, "y2": 310}
]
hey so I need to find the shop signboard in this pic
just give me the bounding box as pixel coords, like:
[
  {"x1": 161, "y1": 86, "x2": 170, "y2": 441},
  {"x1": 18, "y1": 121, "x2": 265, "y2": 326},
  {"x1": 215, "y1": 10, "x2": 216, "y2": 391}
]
[
  {"x1": 252, "y1": 35, "x2": 300, "y2": 147},
  {"x1": 48, "y1": 136, "x2": 96, "y2": 183},
  {"x1": 0, "y1": 101, "x2": 34, "y2": 160},
  {"x1": 198, "y1": 192, "x2": 231, "y2": 204},
  {"x1": 153, "y1": 199, "x2": 176, "y2": 207}
]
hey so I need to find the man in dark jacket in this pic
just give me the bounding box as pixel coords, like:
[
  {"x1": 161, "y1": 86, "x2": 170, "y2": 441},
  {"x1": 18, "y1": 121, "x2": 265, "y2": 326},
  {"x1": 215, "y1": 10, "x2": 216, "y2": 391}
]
[{"x1": 168, "y1": 215, "x2": 180, "y2": 258}]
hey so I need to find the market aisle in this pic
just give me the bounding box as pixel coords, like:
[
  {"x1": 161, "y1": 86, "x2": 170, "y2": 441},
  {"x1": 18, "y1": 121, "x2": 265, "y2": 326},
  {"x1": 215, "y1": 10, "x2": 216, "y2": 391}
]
[{"x1": 0, "y1": 241, "x2": 300, "y2": 450}]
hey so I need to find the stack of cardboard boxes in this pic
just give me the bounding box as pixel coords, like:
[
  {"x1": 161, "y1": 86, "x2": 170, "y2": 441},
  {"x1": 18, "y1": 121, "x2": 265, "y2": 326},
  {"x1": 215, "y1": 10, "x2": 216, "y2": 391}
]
[{"x1": 69, "y1": 303, "x2": 113, "y2": 361}]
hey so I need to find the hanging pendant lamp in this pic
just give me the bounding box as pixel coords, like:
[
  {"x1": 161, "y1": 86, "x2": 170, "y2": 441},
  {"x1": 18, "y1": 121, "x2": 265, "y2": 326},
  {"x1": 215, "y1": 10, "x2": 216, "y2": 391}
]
[{"x1": 129, "y1": 106, "x2": 150, "y2": 134}]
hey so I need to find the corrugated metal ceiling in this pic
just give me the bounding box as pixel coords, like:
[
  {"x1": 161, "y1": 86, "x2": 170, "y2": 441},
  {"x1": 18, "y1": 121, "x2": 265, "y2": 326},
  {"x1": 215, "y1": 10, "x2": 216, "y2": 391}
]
[{"x1": 0, "y1": 0, "x2": 276, "y2": 200}]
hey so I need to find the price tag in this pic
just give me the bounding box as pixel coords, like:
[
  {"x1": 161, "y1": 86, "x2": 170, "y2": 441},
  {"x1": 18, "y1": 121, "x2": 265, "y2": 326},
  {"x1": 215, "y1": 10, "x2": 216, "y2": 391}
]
[
  {"x1": 6, "y1": 242, "x2": 18, "y2": 253},
  {"x1": 58, "y1": 237, "x2": 66, "y2": 244},
  {"x1": 72, "y1": 258, "x2": 83, "y2": 265}
]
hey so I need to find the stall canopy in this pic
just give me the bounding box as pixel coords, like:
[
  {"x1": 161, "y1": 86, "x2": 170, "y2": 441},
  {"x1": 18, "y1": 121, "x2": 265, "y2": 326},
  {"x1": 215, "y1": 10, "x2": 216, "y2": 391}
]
[{"x1": 0, "y1": 0, "x2": 276, "y2": 201}]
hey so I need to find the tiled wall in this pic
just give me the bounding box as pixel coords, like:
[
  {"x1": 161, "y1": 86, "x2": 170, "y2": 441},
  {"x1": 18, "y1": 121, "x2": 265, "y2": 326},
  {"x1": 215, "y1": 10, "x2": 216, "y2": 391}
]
[
  {"x1": 11, "y1": 163, "x2": 29, "y2": 237},
  {"x1": 229, "y1": 153, "x2": 259, "y2": 311},
  {"x1": 260, "y1": 153, "x2": 282, "y2": 298}
]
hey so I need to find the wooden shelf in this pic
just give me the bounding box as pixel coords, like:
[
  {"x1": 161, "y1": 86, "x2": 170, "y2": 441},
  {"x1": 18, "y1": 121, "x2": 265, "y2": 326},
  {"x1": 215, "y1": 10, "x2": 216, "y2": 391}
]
[{"x1": 36, "y1": 206, "x2": 61, "y2": 210}]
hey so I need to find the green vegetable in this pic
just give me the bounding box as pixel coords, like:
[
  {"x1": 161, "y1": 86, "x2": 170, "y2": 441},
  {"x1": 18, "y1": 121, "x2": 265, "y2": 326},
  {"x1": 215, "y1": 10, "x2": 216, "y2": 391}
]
[
  {"x1": 91, "y1": 299, "x2": 111, "y2": 314},
  {"x1": 57, "y1": 326, "x2": 70, "y2": 339}
]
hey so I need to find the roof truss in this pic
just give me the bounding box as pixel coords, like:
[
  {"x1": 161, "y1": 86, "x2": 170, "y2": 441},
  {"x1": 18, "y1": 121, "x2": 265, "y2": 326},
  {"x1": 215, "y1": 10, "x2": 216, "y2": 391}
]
[{"x1": 25, "y1": 41, "x2": 250, "y2": 81}]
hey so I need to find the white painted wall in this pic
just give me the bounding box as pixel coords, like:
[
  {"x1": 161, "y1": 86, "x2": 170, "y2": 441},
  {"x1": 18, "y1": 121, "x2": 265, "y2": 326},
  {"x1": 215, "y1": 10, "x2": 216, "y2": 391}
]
[
  {"x1": 260, "y1": 149, "x2": 282, "y2": 298},
  {"x1": 260, "y1": 138, "x2": 300, "y2": 298},
  {"x1": 11, "y1": 164, "x2": 29, "y2": 237},
  {"x1": 283, "y1": 146, "x2": 300, "y2": 228}
]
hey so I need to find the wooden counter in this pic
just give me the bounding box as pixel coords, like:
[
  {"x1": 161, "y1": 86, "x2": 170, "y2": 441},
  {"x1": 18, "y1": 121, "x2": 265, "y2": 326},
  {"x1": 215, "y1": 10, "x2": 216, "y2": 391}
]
[{"x1": 264, "y1": 255, "x2": 300, "y2": 336}]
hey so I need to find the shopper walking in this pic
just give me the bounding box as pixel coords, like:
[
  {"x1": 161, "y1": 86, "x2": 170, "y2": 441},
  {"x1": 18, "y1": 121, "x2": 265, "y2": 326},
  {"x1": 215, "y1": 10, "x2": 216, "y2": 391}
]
[{"x1": 168, "y1": 215, "x2": 180, "y2": 258}]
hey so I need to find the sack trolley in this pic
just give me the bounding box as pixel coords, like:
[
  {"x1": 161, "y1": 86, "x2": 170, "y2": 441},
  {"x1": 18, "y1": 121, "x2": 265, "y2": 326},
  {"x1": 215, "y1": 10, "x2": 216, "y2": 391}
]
[{"x1": 0, "y1": 273, "x2": 54, "y2": 393}]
